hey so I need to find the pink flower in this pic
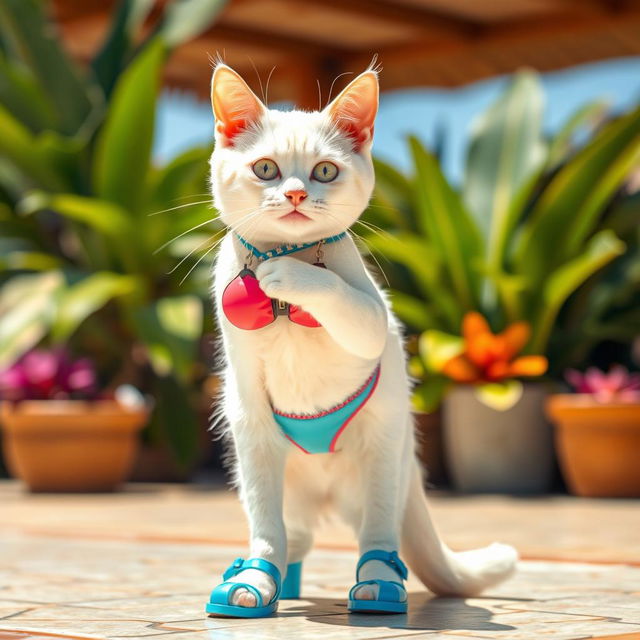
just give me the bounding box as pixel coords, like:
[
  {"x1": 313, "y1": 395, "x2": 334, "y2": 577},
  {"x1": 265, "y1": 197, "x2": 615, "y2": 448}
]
[
  {"x1": 565, "y1": 365, "x2": 640, "y2": 404},
  {"x1": 0, "y1": 348, "x2": 97, "y2": 402}
]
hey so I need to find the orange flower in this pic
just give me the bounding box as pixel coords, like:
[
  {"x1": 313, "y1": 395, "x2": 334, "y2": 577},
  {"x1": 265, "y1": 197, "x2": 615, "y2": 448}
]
[{"x1": 442, "y1": 312, "x2": 548, "y2": 384}]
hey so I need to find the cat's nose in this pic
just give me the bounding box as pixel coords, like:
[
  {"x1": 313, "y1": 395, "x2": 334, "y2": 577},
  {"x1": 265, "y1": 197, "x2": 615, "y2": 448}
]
[{"x1": 285, "y1": 189, "x2": 308, "y2": 207}]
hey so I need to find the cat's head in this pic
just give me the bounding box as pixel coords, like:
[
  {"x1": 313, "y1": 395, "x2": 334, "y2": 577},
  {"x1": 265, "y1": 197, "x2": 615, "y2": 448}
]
[{"x1": 209, "y1": 64, "x2": 379, "y2": 244}]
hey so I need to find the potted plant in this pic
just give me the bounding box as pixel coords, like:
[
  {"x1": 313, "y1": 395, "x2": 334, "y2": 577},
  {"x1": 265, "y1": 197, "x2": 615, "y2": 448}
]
[
  {"x1": 419, "y1": 311, "x2": 551, "y2": 493},
  {"x1": 358, "y1": 71, "x2": 639, "y2": 490},
  {"x1": 0, "y1": 347, "x2": 150, "y2": 492},
  {"x1": 0, "y1": 0, "x2": 227, "y2": 475},
  {"x1": 547, "y1": 366, "x2": 640, "y2": 497}
]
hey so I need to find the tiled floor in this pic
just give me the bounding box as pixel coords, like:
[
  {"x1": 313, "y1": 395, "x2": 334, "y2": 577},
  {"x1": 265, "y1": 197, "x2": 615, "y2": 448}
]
[
  {"x1": 4, "y1": 481, "x2": 640, "y2": 563},
  {"x1": 1, "y1": 481, "x2": 640, "y2": 640}
]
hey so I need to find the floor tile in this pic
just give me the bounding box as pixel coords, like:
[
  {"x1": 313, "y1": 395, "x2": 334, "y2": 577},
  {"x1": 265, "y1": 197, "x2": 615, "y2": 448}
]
[{"x1": 3, "y1": 479, "x2": 640, "y2": 640}]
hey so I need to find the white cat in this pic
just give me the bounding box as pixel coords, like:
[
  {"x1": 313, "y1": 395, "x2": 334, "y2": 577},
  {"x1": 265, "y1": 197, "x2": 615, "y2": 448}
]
[{"x1": 207, "y1": 63, "x2": 517, "y2": 617}]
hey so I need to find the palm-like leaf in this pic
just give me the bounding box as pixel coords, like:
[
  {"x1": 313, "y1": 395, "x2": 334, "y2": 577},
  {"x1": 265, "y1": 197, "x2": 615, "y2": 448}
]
[{"x1": 0, "y1": 1, "x2": 225, "y2": 467}]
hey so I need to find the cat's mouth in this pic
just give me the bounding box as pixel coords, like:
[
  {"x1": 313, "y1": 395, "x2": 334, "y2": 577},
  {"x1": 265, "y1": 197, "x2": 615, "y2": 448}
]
[{"x1": 279, "y1": 210, "x2": 312, "y2": 223}]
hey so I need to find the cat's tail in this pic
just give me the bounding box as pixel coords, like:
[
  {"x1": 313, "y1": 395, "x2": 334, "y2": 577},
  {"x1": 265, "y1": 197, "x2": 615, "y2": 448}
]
[{"x1": 401, "y1": 462, "x2": 518, "y2": 597}]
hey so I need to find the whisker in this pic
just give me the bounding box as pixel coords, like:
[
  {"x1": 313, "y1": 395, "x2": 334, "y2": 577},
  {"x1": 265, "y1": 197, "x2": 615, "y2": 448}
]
[
  {"x1": 315, "y1": 207, "x2": 392, "y2": 288},
  {"x1": 329, "y1": 201, "x2": 403, "y2": 215},
  {"x1": 179, "y1": 241, "x2": 219, "y2": 286},
  {"x1": 354, "y1": 219, "x2": 394, "y2": 240},
  {"x1": 265, "y1": 65, "x2": 276, "y2": 106},
  {"x1": 178, "y1": 207, "x2": 266, "y2": 284},
  {"x1": 166, "y1": 227, "x2": 228, "y2": 275},
  {"x1": 348, "y1": 229, "x2": 391, "y2": 288},
  {"x1": 165, "y1": 193, "x2": 212, "y2": 204},
  {"x1": 153, "y1": 216, "x2": 225, "y2": 255},
  {"x1": 248, "y1": 56, "x2": 266, "y2": 104},
  {"x1": 327, "y1": 71, "x2": 354, "y2": 107},
  {"x1": 147, "y1": 199, "x2": 214, "y2": 217}
]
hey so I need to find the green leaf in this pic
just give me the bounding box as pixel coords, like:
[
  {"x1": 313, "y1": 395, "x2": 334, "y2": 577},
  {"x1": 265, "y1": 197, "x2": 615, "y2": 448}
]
[
  {"x1": 475, "y1": 380, "x2": 523, "y2": 411},
  {"x1": 464, "y1": 71, "x2": 545, "y2": 257},
  {"x1": 157, "y1": 0, "x2": 228, "y2": 48},
  {"x1": 365, "y1": 231, "x2": 459, "y2": 328},
  {"x1": 0, "y1": 0, "x2": 96, "y2": 135},
  {"x1": 387, "y1": 290, "x2": 439, "y2": 332},
  {"x1": 0, "y1": 271, "x2": 64, "y2": 368},
  {"x1": 605, "y1": 190, "x2": 640, "y2": 240},
  {"x1": 531, "y1": 229, "x2": 626, "y2": 353},
  {"x1": 51, "y1": 272, "x2": 140, "y2": 342},
  {"x1": 409, "y1": 135, "x2": 482, "y2": 310},
  {"x1": 0, "y1": 52, "x2": 57, "y2": 132},
  {"x1": 151, "y1": 373, "x2": 199, "y2": 467},
  {"x1": 91, "y1": 0, "x2": 155, "y2": 98},
  {"x1": 19, "y1": 192, "x2": 132, "y2": 236},
  {"x1": 370, "y1": 157, "x2": 415, "y2": 231},
  {"x1": 0, "y1": 104, "x2": 66, "y2": 190},
  {"x1": 32, "y1": 131, "x2": 88, "y2": 194},
  {"x1": 0, "y1": 251, "x2": 61, "y2": 271},
  {"x1": 93, "y1": 38, "x2": 167, "y2": 211},
  {"x1": 515, "y1": 105, "x2": 640, "y2": 284},
  {"x1": 546, "y1": 100, "x2": 609, "y2": 169},
  {"x1": 488, "y1": 270, "x2": 528, "y2": 323},
  {"x1": 133, "y1": 295, "x2": 203, "y2": 383},
  {"x1": 419, "y1": 330, "x2": 464, "y2": 372},
  {"x1": 412, "y1": 376, "x2": 449, "y2": 413},
  {"x1": 364, "y1": 232, "x2": 438, "y2": 296},
  {"x1": 150, "y1": 144, "x2": 213, "y2": 205}
]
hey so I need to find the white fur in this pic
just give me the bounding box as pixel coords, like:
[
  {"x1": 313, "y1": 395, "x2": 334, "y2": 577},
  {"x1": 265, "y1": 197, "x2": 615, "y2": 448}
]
[{"x1": 209, "y1": 65, "x2": 518, "y2": 609}]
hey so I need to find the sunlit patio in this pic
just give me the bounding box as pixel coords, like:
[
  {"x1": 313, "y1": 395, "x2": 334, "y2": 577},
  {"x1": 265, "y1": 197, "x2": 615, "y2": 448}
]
[
  {"x1": 2, "y1": 481, "x2": 640, "y2": 639},
  {"x1": 1, "y1": 0, "x2": 640, "y2": 639}
]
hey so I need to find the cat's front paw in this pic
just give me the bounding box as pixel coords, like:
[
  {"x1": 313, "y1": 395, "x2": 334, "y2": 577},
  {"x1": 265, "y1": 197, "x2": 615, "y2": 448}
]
[{"x1": 256, "y1": 257, "x2": 329, "y2": 305}]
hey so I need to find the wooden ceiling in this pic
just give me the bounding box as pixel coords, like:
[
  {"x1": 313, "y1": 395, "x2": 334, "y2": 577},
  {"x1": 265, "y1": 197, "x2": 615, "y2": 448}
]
[{"x1": 53, "y1": 0, "x2": 640, "y2": 109}]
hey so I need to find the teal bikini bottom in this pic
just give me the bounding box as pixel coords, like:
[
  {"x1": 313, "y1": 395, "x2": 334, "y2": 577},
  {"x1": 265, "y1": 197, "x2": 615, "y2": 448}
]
[{"x1": 272, "y1": 365, "x2": 381, "y2": 454}]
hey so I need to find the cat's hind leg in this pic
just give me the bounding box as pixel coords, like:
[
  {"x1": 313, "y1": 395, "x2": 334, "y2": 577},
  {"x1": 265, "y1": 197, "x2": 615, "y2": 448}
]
[
  {"x1": 281, "y1": 452, "x2": 326, "y2": 597},
  {"x1": 333, "y1": 399, "x2": 414, "y2": 613}
]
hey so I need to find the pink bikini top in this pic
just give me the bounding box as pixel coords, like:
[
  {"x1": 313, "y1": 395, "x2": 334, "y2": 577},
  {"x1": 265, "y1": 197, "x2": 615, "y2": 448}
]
[{"x1": 222, "y1": 266, "x2": 324, "y2": 330}]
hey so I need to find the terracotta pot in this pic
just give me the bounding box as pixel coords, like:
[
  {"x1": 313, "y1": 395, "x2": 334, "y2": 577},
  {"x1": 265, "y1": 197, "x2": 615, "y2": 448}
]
[
  {"x1": 413, "y1": 411, "x2": 447, "y2": 487},
  {"x1": 547, "y1": 395, "x2": 640, "y2": 497},
  {"x1": 444, "y1": 383, "x2": 554, "y2": 494},
  {"x1": 0, "y1": 400, "x2": 150, "y2": 492}
]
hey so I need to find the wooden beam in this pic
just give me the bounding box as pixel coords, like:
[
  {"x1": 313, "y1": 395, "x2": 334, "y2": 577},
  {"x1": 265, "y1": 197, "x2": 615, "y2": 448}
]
[
  {"x1": 51, "y1": 0, "x2": 640, "y2": 98},
  {"x1": 316, "y1": 0, "x2": 479, "y2": 36},
  {"x1": 372, "y1": 4, "x2": 640, "y2": 68},
  {"x1": 204, "y1": 22, "x2": 353, "y2": 58},
  {"x1": 50, "y1": 0, "x2": 116, "y2": 22},
  {"x1": 283, "y1": 55, "x2": 347, "y2": 110}
]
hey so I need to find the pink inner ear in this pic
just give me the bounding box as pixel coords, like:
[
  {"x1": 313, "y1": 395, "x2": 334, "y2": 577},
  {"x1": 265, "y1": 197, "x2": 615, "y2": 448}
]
[
  {"x1": 328, "y1": 73, "x2": 378, "y2": 150},
  {"x1": 212, "y1": 67, "x2": 264, "y2": 146},
  {"x1": 216, "y1": 117, "x2": 253, "y2": 144},
  {"x1": 334, "y1": 119, "x2": 375, "y2": 149}
]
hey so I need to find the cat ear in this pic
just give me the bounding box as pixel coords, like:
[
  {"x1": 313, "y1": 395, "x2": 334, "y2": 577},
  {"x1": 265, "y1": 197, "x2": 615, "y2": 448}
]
[
  {"x1": 324, "y1": 70, "x2": 379, "y2": 150},
  {"x1": 211, "y1": 64, "x2": 265, "y2": 146}
]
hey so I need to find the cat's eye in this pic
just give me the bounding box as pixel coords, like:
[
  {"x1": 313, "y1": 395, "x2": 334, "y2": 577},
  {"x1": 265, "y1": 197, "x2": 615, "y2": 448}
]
[
  {"x1": 311, "y1": 161, "x2": 339, "y2": 183},
  {"x1": 252, "y1": 158, "x2": 280, "y2": 180}
]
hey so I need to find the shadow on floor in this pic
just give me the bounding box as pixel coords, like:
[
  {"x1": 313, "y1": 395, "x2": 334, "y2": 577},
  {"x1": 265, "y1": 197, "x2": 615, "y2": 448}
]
[{"x1": 279, "y1": 593, "x2": 519, "y2": 632}]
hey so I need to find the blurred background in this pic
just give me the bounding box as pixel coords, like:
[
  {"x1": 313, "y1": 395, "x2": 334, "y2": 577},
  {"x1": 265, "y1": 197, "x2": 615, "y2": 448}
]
[{"x1": 1, "y1": 0, "x2": 639, "y2": 497}]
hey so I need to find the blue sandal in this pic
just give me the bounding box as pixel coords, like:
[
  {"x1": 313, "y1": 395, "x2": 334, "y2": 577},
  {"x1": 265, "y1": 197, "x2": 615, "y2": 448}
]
[
  {"x1": 281, "y1": 561, "x2": 302, "y2": 599},
  {"x1": 206, "y1": 557, "x2": 282, "y2": 618},
  {"x1": 348, "y1": 550, "x2": 408, "y2": 614}
]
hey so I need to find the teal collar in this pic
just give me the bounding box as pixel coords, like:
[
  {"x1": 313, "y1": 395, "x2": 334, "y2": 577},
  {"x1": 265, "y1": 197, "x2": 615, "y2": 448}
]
[{"x1": 235, "y1": 232, "x2": 346, "y2": 261}]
